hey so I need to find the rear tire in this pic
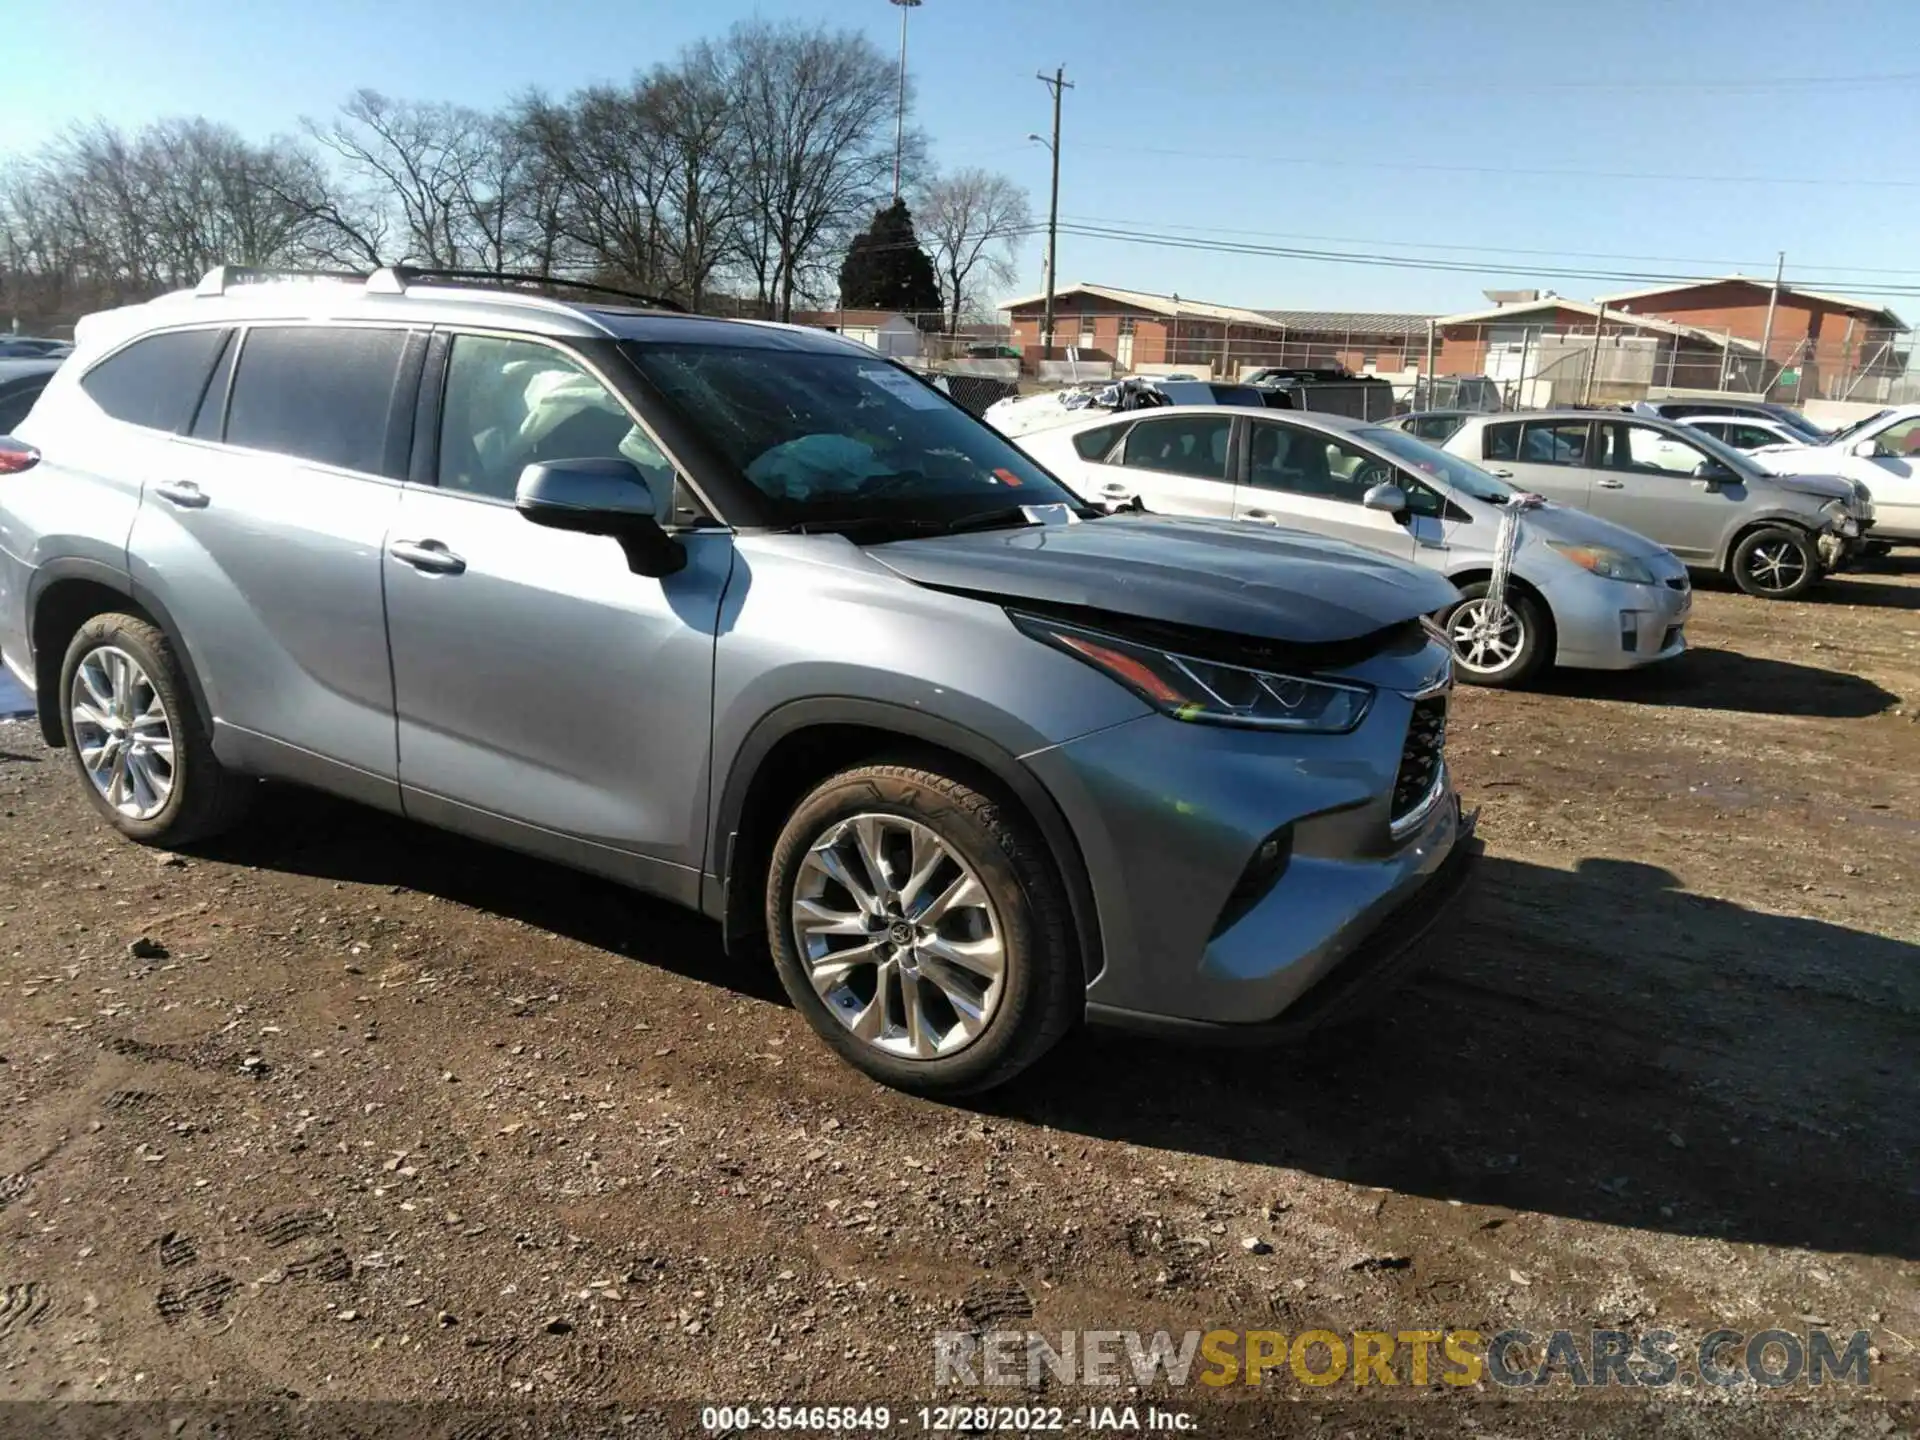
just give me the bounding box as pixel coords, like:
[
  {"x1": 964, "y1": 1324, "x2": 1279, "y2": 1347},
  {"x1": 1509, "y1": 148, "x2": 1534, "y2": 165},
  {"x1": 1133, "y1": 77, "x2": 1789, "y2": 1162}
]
[
  {"x1": 764, "y1": 761, "x2": 1079, "y2": 1096},
  {"x1": 1442, "y1": 581, "x2": 1550, "y2": 688},
  {"x1": 59, "y1": 613, "x2": 250, "y2": 846},
  {"x1": 1730, "y1": 525, "x2": 1818, "y2": 599}
]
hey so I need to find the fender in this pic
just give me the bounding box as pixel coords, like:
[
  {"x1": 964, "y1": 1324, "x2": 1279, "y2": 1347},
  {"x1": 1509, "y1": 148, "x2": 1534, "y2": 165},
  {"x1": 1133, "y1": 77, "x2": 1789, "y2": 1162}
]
[
  {"x1": 710, "y1": 695, "x2": 1105, "y2": 983},
  {"x1": 26, "y1": 559, "x2": 215, "y2": 750}
]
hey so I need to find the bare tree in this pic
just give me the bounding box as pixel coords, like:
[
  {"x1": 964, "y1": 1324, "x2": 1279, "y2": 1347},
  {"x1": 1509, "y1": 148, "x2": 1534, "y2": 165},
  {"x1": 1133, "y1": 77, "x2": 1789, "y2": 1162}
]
[
  {"x1": 722, "y1": 20, "x2": 903, "y2": 321},
  {"x1": 918, "y1": 168, "x2": 1032, "y2": 335},
  {"x1": 308, "y1": 90, "x2": 498, "y2": 267}
]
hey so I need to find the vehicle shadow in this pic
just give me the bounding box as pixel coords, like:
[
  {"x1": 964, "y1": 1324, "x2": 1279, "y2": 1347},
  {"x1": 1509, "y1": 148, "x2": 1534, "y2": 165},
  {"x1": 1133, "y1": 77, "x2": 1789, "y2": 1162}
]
[
  {"x1": 992, "y1": 853, "x2": 1920, "y2": 1260},
  {"x1": 1533, "y1": 646, "x2": 1897, "y2": 718},
  {"x1": 189, "y1": 782, "x2": 788, "y2": 1007},
  {"x1": 1804, "y1": 575, "x2": 1920, "y2": 611}
]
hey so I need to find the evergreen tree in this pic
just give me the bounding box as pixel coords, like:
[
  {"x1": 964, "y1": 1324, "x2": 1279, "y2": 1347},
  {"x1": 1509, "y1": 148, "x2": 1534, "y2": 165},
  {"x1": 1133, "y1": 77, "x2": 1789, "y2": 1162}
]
[{"x1": 838, "y1": 200, "x2": 941, "y2": 316}]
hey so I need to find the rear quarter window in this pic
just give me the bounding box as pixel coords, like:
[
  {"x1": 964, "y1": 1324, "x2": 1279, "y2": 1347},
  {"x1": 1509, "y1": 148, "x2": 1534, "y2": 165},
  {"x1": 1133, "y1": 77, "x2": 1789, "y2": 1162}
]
[
  {"x1": 1071, "y1": 422, "x2": 1128, "y2": 461},
  {"x1": 80, "y1": 328, "x2": 228, "y2": 432}
]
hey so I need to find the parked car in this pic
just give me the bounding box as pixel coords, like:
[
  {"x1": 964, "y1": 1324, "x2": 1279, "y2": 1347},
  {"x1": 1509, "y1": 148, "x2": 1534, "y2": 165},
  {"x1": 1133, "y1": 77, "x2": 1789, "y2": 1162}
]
[
  {"x1": 1671, "y1": 414, "x2": 1811, "y2": 453},
  {"x1": 1630, "y1": 397, "x2": 1830, "y2": 445},
  {"x1": 1384, "y1": 409, "x2": 1477, "y2": 444},
  {"x1": 1243, "y1": 367, "x2": 1398, "y2": 421},
  {"x1": 0, "y1": 266, "x2": 1479, "y2": 1095},
  {"x1": 0, "y1": 336, "x2": 70, "y2": 359},
  {"x1": 1739, "y1": 403, "x2": 1920, "y2": 544},
  {"x1": 0, "y1": 358, "x2": 60, "y2": 432},
  {"x1": 1439, "y1": 410, "x2": 1870, "y2": 599},
  {"x1": 1015, "y1": 405, "x2": 1691, "y2": 687}
]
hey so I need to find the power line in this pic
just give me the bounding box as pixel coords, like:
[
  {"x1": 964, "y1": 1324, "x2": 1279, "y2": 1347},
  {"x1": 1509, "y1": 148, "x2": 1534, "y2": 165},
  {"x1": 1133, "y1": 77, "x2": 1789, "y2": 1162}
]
[
  {"x1": 1056, "y1": 213, "x2": 1920, "y2": 278},
  {"x1": 1071, "y1": 142, "x2": 1920, "y2": 190}
]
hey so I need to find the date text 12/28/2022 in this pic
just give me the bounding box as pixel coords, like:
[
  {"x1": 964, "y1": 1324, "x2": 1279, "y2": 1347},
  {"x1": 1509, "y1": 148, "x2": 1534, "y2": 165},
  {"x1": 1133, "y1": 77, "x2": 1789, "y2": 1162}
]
[{"x1": 699, "y1": 1405, "x2": 1199, "y2": 1431}]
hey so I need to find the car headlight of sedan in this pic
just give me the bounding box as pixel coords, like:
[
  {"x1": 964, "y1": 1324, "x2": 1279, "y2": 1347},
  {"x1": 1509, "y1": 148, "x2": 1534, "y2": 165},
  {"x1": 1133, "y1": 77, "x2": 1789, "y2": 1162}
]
[
  {"x1": 1821, "y1": 500, "x2": 1862, "y2": 536},
  {"x1": 1012, "y1": 613, "x2": 1373, "y2": 733},
  {"x1": 1545, "y1": 541, "x2": 1656, "y2": 585}
]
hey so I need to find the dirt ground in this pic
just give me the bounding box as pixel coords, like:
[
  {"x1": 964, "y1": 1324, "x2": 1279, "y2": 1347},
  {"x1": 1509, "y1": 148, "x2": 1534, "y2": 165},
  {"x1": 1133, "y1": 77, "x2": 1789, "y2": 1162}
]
[{"x1": 2, "y1": 562, "x2": 1918, "y2": 1436}]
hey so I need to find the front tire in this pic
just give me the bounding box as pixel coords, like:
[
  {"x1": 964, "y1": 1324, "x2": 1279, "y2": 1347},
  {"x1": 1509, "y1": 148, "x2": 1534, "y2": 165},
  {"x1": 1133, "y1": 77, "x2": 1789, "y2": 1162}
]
[
  {"x1": 764, "y1": 761, "x2": 1079, "y2": 1096},
  {"x1": 59, "y1": 613, "x2": 250, "y2": 846},
  {"x1": 1730, "y1": 525, "x2": 1819, "y2": 599},
  {"x1": 1442, "y1": 581, "x2": 1550, "y2": 687}
]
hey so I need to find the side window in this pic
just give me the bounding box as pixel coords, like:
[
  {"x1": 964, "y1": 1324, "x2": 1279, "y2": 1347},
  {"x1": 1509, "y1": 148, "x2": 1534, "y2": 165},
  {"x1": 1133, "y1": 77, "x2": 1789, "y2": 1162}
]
[
  {"x1": 1605, "y1": 422, "x2": 1704, "y2": 474},
  {"x1": 1402, "y1": 481, "x2": 1446, "y2": 518},
  {"x1": 1726, "y1": 424, "x2": 1774, "y2": 450},
  {"x1": 1071, "y1": 421, "x2": 1128, "y2": 462},
  {"x1": 1483, "y1": 423, "x2": 1521, "y2": 462},
  {"x1": 1876, "y1": 416, "x2": 1920, "y2": 455},
  {"x1": 80, "y1": 328, "x2": 228, "y2": 432},
  {"x1": 226, "y1": 327, "x2": 408, "y2": 475},
  {"x1": 438, "y1": 334, "x2": 670, "y2": 507},
  {"x1": 1119, "y1": 415, "x2": 1233, "y2": 482},
  {"x1": 1246, "y1": 423, "x2": 1393, "y2": 502},
  {"x1": 1517, "y1": 421, "x2": 1591, "y2": 466}
]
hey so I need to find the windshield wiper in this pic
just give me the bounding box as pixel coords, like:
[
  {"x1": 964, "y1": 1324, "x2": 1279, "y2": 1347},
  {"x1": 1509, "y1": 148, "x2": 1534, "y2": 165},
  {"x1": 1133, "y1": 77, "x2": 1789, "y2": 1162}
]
[{"x1": 776, "y1": 504, "x2": 1079, "y2": 542}]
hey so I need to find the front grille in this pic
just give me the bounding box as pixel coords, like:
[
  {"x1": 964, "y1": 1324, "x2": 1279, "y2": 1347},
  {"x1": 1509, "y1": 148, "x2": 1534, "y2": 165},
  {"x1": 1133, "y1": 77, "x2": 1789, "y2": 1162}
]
[{"x1": 1391, "y1": 695, "x2": 1448, "y2": 832}]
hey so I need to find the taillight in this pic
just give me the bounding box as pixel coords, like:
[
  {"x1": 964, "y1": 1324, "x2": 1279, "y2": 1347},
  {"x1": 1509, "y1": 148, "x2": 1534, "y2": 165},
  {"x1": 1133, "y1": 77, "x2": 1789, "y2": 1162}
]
[{"x1": 0, "y1": 438, "x2": 38, "y2": 474}]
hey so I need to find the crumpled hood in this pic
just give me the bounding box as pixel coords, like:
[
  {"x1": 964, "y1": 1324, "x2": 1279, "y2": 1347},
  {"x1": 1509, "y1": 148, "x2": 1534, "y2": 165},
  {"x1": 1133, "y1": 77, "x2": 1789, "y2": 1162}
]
[
  {"x1": 1758, "y1": 469, "x2": 1855, "y2": 501},
  {"x1": 867, "y1": 513, "x2": 1461, "y2": 645}
]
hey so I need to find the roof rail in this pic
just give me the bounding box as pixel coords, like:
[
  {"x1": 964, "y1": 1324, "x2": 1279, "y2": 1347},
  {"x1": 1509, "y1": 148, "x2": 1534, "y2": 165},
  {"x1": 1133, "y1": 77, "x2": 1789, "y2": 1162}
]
[
  {"x1": 369, "y1": 266, "x2": 687, "y2": 313},
  {"x1": 194, "y1": 264, "x2": 371, "y2": 296}
]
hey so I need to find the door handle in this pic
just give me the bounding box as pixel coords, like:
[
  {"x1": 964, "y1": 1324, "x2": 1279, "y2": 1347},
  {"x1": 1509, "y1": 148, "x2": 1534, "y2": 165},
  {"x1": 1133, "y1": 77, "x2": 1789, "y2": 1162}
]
[
  {"x1": 388, "y1": 539, "x2": 467, "y2": 575},
  {"x1": 1100, "y1": 482, "x2": 1131, "y2": 495},
  {"x1": 152, "y1": 481, "x2": 209, "y2": 509},
  {"x1": 1240, "y1": 509, "x2": 1281, "y2": 524},
  {"x1": 1596, "y1": 478, "x2": 1626, "y2": 489}
]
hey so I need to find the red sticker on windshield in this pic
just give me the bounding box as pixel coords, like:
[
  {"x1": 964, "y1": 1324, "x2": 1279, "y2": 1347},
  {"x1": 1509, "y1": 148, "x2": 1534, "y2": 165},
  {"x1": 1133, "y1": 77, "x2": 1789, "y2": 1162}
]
[{"x1": 994, "y1": 468, "x2": 1025, "y2": 487}]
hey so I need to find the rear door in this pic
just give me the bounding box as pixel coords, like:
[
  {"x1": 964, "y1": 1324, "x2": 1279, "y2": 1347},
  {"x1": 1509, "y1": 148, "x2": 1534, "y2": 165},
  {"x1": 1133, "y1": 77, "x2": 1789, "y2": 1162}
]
[
  {"x1": 1479, "y1": 418, "x2": 1597, "y2": 507},
  {"x1": 1235, "y1": 417, "x2": 1414, "y2": 558},
  {"x1": 1095, "y1": 412, "x2": 1240, "y2": 518},
  {"x1": 380, "y1": 329, "x2": 732, "y2": 900},
  {"x1": 128, "y1": 324, "x2": 419, "y2": 804}
]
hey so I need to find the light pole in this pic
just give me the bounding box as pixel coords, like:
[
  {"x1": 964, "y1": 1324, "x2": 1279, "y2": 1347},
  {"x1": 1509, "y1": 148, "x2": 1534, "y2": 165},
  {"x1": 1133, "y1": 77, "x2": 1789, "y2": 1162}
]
[
  {"x1": 889, "y1": 0, "x2": 921, "y2": 203},
  {"x1": 1031, "y1": 67, "x2": 1071, "y2": 360}
]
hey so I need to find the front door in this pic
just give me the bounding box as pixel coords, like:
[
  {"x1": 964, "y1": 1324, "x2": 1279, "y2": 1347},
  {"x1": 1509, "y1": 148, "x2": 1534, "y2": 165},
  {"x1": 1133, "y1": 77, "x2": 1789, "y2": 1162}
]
[
  {"x1": 1587, "y1": 420, "x2": 1743, "y2": 561},
  {"x1": 1236, "y1": 418, "x2": 1416, "y2": 559},
  {"x1": 381, "y1": 331, "x2": 734, "y2": 901},
  {"x1": 1861, "y1": 413, "x2": 1920, "y2": 538}
]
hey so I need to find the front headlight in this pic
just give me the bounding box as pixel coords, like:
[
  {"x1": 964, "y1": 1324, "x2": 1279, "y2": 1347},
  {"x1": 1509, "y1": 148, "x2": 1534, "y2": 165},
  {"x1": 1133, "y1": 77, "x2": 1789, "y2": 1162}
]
[
  {"x1": 1011, "y1": 614, "x2": 1373, "y2": 733},
  {"x1": 1546, "y1": 541, "x2": 1656, "y2": 585}
]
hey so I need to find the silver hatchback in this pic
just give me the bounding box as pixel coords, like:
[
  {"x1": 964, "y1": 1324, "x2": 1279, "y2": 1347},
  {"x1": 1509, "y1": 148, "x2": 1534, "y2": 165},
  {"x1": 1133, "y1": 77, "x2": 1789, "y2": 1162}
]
[
  {"x1": 1440, "y1": 410, "x2": 1870, "y2": 600},
  {"x1": 1016, "y1": 406, "x2": 1691, "y2": 687}
]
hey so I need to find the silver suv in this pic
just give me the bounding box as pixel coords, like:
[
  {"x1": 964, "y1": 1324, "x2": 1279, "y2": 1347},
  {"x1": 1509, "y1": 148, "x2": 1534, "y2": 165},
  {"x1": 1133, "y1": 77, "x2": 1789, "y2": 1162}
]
[
  {"x1": 0, "y1": 267, "x2": 1477, "y2": 1094},
  {"x1": 1440, "y1": 410, "x2": 1870, "y2": 600}
]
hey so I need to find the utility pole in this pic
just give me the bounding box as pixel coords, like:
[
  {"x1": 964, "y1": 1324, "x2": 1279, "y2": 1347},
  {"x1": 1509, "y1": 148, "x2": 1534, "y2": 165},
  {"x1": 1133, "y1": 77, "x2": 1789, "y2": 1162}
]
[
  {"x1": 1582, "y1": 302, "x2": 1607, "y2": 405},
  {"x1": 1035, "y1": 66, "x2": 1072, "y2": 360},
  {"x1": 889, "y1": 0, "x2": 922, "y2": 203},
  {"x1": 1757, "y1": 250, "x2": 1785, "y2": 397}
]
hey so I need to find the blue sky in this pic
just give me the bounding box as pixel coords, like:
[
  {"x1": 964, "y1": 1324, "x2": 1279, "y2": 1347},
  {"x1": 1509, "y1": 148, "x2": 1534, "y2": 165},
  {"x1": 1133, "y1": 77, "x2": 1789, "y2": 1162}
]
[{"x1": 12, "y1": 0, "x2": 1920, "y2": 316}]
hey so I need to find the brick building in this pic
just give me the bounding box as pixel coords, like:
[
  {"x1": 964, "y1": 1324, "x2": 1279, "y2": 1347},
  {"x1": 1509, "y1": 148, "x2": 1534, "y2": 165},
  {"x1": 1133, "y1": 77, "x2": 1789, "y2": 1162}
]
[
  {"x1": 1594, "y1": 276, "x2": 1907, "y2": 399},
  {"x1": 999, "y1": 283, "x2": 1431, "y2": 377}
]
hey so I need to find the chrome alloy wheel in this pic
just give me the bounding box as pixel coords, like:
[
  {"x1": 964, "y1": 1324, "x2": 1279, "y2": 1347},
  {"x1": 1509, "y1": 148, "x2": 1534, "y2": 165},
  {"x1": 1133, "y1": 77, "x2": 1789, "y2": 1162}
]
[
  {"x1": 1743, "y1": 538, "x2": 1809, "y2": 595},
  {"x1": 790, "y1": 813, "x2": 1006, "y2": 1060},
  {"x1": 1447, "y1": 598, "x2": 1526, "y2": 676},
  {"x1": 71, "y1": 645, "x2": 175, "y2": 820}
]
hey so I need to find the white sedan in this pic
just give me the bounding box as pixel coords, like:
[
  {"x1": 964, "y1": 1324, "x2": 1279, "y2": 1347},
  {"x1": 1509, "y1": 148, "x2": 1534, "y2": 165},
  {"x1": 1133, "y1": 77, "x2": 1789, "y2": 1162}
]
[{"x1": 1745, "y1": 404, "x2": 1920, "y2": 543}]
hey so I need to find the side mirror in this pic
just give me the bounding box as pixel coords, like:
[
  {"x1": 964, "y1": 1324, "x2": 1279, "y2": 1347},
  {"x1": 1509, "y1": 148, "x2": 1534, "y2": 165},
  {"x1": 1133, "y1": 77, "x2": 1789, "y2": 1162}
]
[
  {"x1": 1362, "y1": 481, "x2": 1408, "y2": 514},
  {"x1": 1852, "y1": 438, "x2": 1886, "y2": 460},
  {"x1": 515, "y1": 457, "x2": 685, "y2": 577},
  {"x1": 1692, "y1": 459, "x2": 1735, "y2": 485}
]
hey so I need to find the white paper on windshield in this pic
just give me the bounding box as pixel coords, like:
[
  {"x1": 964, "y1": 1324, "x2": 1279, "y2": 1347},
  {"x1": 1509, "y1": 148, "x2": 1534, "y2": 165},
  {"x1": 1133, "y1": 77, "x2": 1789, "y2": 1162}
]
[{"x1": 861, "y1": 367, "x2": 944, "y2": 410}]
